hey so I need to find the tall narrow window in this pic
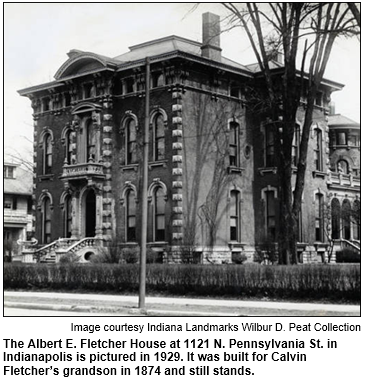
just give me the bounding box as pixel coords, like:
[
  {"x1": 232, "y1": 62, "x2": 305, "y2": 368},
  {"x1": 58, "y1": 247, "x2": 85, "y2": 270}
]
[
  {"x1": 126, "y1": 119, "x2": 137, "y2": 164},
  {"x1": 229, "y1": 122, "x2": 239, "y2": 167},
  {"x1": 292, "y1": 124, "x2": 300, "y2": 166},
  {"x1": 266, "y1": 190, "x2": 276, "y2": 240},
  {"x1": 230, "y1": 190, "x2": 240, "y2": 241},
  {"x1": 353, "y1": 200, "x2": 360, "y2": 240},
  {"x1": 86, "y1": 119, "x2": 95, "y2": 162},
  {"x1": 154, "y1": 187, "x2": 165, "y2": 241},
  {"x1": 126, "y1": 190, "x2": 136, "y2": 242},
  {"x1": 65, "y1": 130, "x2": 73, "y2": 164},
  {"x1": 315, "y1": 193, "x2": 324, "y2": 241},
  {"x1": 44, "y1": 134, "x2": 52, "y2": 174},
  {"x1": 42, "y1": 196, "x2": 52, "y2": 244},
  {"x1": 336, "y1": 132, "x2": 347, "y2": 146},
  {"x1": 154, "y1": 114, "x2": 165, "y2": 161},
  {"x1": 64, "y1": 195, "x2": 72, "y2": 238},
  {"x1": 265, "y1": 126, "x2": 275, "y2": 167},
  {"x1": 342, "y1": 199, "x2": 351, "y2": 240},
  {"x1": 314, "y1": 128, "x2": 323, "y2": 171},
  {"x1": 331, "y1": 198, "x2": 341, "y2": 239}
]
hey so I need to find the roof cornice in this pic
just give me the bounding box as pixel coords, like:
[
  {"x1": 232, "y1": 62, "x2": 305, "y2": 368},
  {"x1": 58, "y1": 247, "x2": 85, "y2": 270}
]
[{"x1": 116, "y1": 50, "x2": 254, "y2": 78}]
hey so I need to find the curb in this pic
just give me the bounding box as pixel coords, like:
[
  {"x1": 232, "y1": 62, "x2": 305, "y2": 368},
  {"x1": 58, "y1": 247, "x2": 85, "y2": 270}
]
[{"x1": 4, "y1": 302, "x2": 241, "y2": 317}]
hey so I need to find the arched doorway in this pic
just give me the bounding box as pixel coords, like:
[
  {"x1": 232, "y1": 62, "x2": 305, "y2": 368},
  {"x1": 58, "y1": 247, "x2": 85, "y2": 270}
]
[{"x1": 85, "y1": 189, "x2": 96, "y2": 237}]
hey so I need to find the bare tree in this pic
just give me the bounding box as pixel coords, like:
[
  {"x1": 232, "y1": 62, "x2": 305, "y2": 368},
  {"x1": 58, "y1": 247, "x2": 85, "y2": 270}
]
[
  {"x1": 182, "y1": 92, "x2": 244, "y2": 261},
  {"x1": 5, "y1": 135, "x2": 33, "y2": 173},
  {"x1": 222, "y1": 3, "x2": 359, "y2": 263},
  {"x1": 348, "y1": 3, "x2": 360, "y2": 27}
]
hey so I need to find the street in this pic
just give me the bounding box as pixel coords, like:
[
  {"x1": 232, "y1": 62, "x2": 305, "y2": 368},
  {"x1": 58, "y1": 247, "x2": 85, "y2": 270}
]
[
  {"x1": 4, "y1": 291, "x2": 360, "y2": 317},
  {"x1": 4, "y1": 308, "x2": 124, "y2": 316}
]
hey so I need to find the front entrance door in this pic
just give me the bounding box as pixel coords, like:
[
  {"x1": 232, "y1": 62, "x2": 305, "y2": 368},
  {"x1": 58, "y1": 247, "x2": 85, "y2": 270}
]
[{"x1": 85, "y1": 189, "x2": 96, "y2": 237}]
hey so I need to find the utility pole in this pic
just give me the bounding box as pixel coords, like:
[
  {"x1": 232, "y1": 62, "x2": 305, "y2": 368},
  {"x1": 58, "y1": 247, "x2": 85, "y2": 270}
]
[{"x1": 139, "y1": 57, "x2": 150, "y2": 309}]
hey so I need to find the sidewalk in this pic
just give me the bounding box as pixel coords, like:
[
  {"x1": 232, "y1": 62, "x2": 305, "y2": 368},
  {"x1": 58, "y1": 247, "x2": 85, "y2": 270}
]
[{"x1": 4, "y1": 291, "x2": 360, "y2": 316}]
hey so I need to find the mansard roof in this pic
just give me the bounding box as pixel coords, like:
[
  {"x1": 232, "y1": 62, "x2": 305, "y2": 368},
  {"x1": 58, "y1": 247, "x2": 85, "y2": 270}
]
[
  {"x1": 18, "y1": 35, "x2": 344, "y2": 96},
  {"x1": 114, "y1": 35, "x2": 250, "y2": 72}
]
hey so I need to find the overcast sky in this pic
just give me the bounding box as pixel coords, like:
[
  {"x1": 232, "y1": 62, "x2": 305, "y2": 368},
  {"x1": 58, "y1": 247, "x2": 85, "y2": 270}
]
[{"x1": 3, "y1": 2, "x2": 360, "y2": 162}]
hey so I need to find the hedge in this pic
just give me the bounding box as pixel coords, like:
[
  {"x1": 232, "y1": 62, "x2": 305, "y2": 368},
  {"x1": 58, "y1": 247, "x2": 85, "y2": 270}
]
[{"x1": 4, "y1": 263, "x2": 360, "y2": 302}]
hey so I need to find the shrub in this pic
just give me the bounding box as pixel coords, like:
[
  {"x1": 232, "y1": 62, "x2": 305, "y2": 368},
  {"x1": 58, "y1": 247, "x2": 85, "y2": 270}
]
[
  {"x1": 4, "y1": 262, "x2": 360, "y2": 302},
  {"x1": 146, "y1": 248, "x2": 164, "y2": 264},
  {"x1": 231, "y1": 252, "x2": 247, "y2": 264},
  {"x1": 336, "y1": 249, "x2": 360, "y2": 263},
  {"x1": 59, "y1": 253, "x2": 80, "y2": 264},
  {"x1": 255, "y1": 241, "x2": 278, "y2": 264},
  {"x1": 121, "y1": 247, "x2": 139, "y2": 264}
]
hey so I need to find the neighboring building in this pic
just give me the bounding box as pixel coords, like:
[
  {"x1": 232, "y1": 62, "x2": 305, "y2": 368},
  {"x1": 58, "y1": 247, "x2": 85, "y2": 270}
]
[
  {"x1": 4, "y1": 163, "x2": 33, "y2": 261},
  {"x1": 327, "y1": 114, "x2": 360, "y2": 253},
  {"x1": 17, "y1": 13, "x2": 360, "y2": 263}
]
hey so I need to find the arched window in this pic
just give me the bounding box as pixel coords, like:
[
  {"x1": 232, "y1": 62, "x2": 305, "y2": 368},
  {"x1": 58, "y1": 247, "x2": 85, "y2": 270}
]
[
  {"x1": 230, "y1": 190, "x2": 240, "y2": 241},
  {"x1": 154, "y1": 114, "x2": 165, "y2": 161},
  {"x1": 42, "y1": 196, "x2": 52, "y2": 244},
  {"x1": 331, "y1": 198, "x2": 341, "y2": 239},
  {"x1": 229, "y1": 122, "x2": 239, "y2": 167},
  {"x1": 353, "y1": 200, "x2": 360, "y2": 240},
  {"x1": 63, "y1": 195, "x2": 72, "y2": 238},
  {"x1": 86, "y1": 119, "x2": 95, "y2": 162},
  {"x1": 43, "y1": 133, "x2": 53, "y2": 174},
  {"x1": 126, "y1": 190, "x2": 136, "y2": 242},
  {"x1": 314, "y1": 128, "x2": 323, "y2": 171},
  {"x1": 126, "y1": 118, "x2": 137, "y2": 164},
  {"x1": 265, "y1": 190, "x2": 276, "y2": 241},
  {"x1": 154, "y1": 186, "x2": 165, "y2": 241},
  {"x1": 65, "y1": 129, "x2": 73, "y2": 164},
  {"x1": 337, "y1": 160, "x2": 349, "y2": 174},
  {"x1": 315, "y1": 193, "x2": 324, "y2": 241},
  {"x1": 342, "y1": 199, "x2": 351, "y2": 240},
  {"x1": 265, "y1": 125, "x2": 275, "y2": 167}
]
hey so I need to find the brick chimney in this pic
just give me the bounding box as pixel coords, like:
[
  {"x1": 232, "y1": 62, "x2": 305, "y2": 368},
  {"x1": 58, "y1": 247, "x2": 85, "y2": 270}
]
[{"x1": 201, "y1": 12, "x2": 222, "y2": 62}]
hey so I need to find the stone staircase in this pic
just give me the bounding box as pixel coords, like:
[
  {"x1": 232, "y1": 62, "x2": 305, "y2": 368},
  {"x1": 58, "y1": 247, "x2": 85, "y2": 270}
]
[
  {"x1": 33, "y1": 238, "x2": 103, "y2": 263},
  {"x1": 340, "y1": 239, "x2": 360, "y2": 253}
]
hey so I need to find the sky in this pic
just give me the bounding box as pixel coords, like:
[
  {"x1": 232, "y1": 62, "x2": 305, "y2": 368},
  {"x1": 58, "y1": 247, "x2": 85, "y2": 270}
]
[{"x1": 3, "y1": 2, "x2": 360, "y2": 164}]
